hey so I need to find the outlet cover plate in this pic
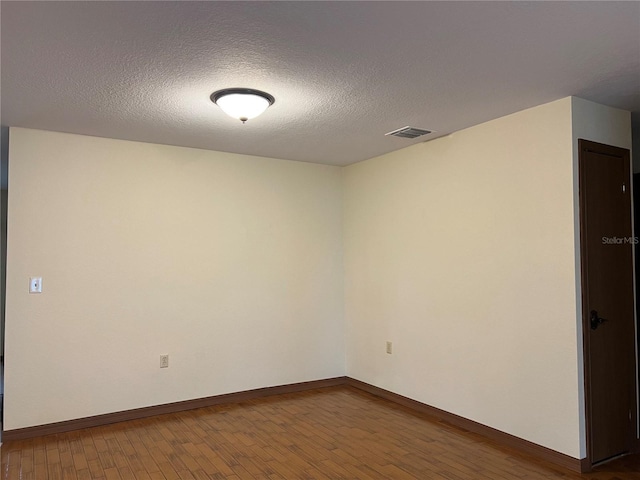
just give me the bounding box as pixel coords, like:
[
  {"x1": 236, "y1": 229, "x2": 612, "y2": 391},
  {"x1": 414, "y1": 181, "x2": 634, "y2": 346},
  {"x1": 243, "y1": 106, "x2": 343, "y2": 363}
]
[{"x1": 160, "y1": 355, "x2": 169, "y2": 368}]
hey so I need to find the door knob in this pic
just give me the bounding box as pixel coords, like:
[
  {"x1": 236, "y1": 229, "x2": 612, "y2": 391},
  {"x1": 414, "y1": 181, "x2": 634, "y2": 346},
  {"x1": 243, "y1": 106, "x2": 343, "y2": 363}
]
[{"x1": 590, "y1": 310, "x2": 608, "y2": 330}]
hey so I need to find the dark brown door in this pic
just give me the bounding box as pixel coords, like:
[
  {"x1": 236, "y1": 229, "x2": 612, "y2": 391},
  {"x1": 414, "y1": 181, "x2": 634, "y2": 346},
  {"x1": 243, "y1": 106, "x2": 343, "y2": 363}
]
[{"x1": 579, "y1": 139, "x2": 637, "y2": 465}]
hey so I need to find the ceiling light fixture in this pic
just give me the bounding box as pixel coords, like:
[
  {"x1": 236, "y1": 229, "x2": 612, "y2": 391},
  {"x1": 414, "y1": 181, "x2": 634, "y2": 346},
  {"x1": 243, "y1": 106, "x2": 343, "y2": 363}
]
[{"x1": 211, "y1": 88, "x2": 275, "y2": 123}]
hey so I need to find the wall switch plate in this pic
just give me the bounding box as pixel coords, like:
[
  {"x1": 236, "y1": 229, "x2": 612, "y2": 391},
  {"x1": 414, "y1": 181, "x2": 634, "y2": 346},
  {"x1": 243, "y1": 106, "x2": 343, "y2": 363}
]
[
  {"x1": 29, "y1": 277, "x2": 43, "y2": 293},
  {"x1": 386, "y1": 341, "x2": 393, "y2": 354},
  {"x1": 160, "y1": 354, "x2": 169, "y2": 368}
]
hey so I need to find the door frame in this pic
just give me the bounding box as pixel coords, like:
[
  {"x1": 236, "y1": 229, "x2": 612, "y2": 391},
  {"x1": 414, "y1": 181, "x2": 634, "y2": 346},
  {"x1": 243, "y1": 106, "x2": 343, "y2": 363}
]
[{"x1": 578, "y1": 138, "x2": 639, "y2": 469}]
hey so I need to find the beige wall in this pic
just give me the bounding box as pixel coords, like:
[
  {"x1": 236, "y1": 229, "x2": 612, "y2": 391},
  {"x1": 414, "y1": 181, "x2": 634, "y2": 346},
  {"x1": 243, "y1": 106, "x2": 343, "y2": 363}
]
[
  {"x1": 4, "y1": 128, "x2": 345, "y2": 430},
  {"x1": 344, "y1": 98, "x2": 583, "y2": 457}
]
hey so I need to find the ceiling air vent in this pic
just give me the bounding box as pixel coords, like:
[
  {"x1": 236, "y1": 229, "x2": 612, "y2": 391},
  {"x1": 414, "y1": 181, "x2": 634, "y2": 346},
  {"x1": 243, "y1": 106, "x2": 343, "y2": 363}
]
[{"x1": 385, "y1": 126, "x2": 432, "y2": 139}]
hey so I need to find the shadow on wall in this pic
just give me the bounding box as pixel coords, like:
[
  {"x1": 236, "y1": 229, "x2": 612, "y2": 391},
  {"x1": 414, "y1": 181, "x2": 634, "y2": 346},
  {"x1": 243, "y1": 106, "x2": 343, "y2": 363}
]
[
  {"x1": 1, "y1": 125, "x2": 8, "y2": 401},
  {"x1": 1, "y1": 126, "x2": 7, "y2": 187},
  {"x1": 632, "y1": 112, "x2": 640, "y2": 173}
]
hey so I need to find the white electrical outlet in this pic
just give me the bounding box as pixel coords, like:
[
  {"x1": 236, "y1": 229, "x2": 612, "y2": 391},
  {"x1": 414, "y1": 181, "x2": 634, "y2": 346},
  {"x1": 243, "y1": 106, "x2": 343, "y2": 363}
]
[
  {"x1": 386, "y1": 341, "x2": 393, "y2": 354},
  {"x1": 160, "y1": 354, "x2": 169, "y2": 368}
]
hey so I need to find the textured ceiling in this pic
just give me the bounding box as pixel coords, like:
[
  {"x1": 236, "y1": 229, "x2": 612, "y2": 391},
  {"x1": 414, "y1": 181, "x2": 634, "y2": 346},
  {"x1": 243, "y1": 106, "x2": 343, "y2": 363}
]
[{"x1": 1, "y1": 1, "x2": 639, "y2": 168}]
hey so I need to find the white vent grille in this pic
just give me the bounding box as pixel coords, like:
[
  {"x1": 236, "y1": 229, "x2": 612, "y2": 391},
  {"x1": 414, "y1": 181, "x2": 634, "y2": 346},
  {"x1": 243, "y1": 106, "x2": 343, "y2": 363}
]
[{"x1": 385, "y1": 126, "x2": 432, "y2": 139}]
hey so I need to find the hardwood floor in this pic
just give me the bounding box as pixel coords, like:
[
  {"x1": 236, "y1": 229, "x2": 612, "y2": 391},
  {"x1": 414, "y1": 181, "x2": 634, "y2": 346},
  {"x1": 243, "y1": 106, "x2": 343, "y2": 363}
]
[{"x1": 1, "y1": 386, "x2": 639, "y2": 479}]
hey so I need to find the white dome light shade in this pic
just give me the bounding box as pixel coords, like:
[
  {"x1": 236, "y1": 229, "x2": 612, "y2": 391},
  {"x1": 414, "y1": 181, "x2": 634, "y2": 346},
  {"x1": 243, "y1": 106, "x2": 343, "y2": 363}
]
[{"x1": 211, "y1": 88, "x2": 275, "y2": 123}]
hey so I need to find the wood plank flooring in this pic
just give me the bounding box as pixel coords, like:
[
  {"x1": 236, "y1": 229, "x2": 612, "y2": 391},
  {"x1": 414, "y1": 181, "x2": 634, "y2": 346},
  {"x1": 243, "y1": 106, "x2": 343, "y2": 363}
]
[{"x1": 1, "y1": 386, "x2": 639, "y2": 479}]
